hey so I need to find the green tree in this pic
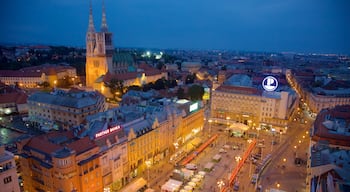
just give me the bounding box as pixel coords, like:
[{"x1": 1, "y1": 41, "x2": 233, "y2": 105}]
[
  {"x1": 38, "y1": 81, "x2": 50, "y2": 88},
  {"x1": 176, "y1": 87, "x2": 186, "y2": 99},
  {"x1": 154, "y1": 78, "x2": 166, "y2": 90},
  {"x1": 185, "y1": 73, "x2": 196, "y2": 84},
  {"x1": 188, "y1": 84, "x2": 204, "y2": 101},
  {"x1": 105, "y1": 79, "x2": 124, "y2": 99},
  {"x1": 127, "y1": 85, "x2": 142, "y2": 91}
]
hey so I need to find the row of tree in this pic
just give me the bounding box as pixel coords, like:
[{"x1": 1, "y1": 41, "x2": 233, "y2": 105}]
[{"x1": 104, "y1": 77, "x2": 204, "y2": 101}]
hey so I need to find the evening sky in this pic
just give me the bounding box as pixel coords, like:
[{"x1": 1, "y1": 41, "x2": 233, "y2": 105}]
[{"x1": 0, "y1": 0, "x2": 349, "y2": 54}]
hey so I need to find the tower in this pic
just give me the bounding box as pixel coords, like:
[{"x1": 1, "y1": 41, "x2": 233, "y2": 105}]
[{"x1": 85, "y1": 0, "x2": 114, "y2": 88}]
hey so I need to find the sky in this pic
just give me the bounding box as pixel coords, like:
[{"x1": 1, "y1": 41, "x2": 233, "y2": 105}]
[{"x1": 0, "y1": 0, "x2": 349, "y2": 54}]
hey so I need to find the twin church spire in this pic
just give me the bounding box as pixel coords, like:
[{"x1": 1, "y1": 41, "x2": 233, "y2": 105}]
[{"x1": 88, "y1": 0, "x2": 108, "y2": 33}]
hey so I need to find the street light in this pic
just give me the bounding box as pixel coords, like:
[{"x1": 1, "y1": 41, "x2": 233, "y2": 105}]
[
  {"x1": 208, "y1": 119, "x2": 213, "y2": 137},
  {"x1": 226, "y1": 117, "x2": 230, "y2": 144},
  {"x1": 145, "y1": 160, "x2": 151, "y2": 185},
  {"x1": 277, "y1": 183, "x2": 280, "y2": 188},
  {"x1": 217, "y1": 180, "x2": 225, "y2": 191}
]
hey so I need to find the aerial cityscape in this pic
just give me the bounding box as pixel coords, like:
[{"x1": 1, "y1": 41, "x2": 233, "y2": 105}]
[{"x1": 0, "y1": 1, "x2": 350, "y2": 192}]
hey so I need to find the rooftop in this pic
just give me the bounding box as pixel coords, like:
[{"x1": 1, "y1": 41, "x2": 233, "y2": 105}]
[
  {"x1": 312, "y1": 105, "x2": 350, "y2": 147},
  {"x1": 28, "y1": 89, "x2": 103, "y2": 108}
]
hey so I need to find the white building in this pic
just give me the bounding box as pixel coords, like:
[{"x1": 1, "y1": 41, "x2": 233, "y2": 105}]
[{"x1": 0, "y1": 145, "x2": 20, "y2": 192}]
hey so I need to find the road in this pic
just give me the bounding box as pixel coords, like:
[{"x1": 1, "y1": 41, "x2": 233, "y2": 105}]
[{"x1": 142, "y1": 110, "x2": 313, "y2": 192}]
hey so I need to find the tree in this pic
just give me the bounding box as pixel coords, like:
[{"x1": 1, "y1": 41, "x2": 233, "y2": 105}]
[
  {"x1": 176, "y1": 87, "x2": 186, "y2": 99},
  {"x1": 38, "y1": 81, "x2": 50, "y2": 88},
  {"x1": 105, "y1": 79, "x2": 124, "y2": 99},
  {"x1": 188, "y1": 84, "x2": 204, "y2": 101},
  {"x1": 154, "y1": 78, "x2": 166, "y2": 90},
  {"x1": 127, "y1": 85, "x2": 142, "y2": 91},
  {"x1": 185, "y1": 73, "x2": 196, "y2": 84}
]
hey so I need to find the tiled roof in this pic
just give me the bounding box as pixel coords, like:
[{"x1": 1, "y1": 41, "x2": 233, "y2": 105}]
[
  {"x1": 0, "y1": 92, "x2": 28, "y2": 104},
  {"x1": 25, "y1": 131, "x2": 97, "y2": 158},
  {"x1": 0, "y1": 70, "x2": 42, "y2": 77},
  {"x1": 312, "y1": 105, "x2": 350, "y2": 147},
  {"x1": 215, "y1": 84, "x2": 262, "y2": 96},
  {"x1": 28, "y1": 90, "x2": 102, "y2": 108}
]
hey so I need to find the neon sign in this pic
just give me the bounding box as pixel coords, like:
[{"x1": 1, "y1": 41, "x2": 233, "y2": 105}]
[
  {"x1": 189, "y1": 102, "x2": 198, "y2": 112},
  {"x1": 262, "y1": 76, "x2": 278, "y2": 92},
  {"x1": 95, "y1": 125, "x2": 121, "y2": 138}
]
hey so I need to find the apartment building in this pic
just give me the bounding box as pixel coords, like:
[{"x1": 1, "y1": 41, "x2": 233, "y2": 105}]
[
  {"x1": 211, "y1": 74, "x2": 297, "y2": 132},
  {"x1": 0, "y1": 145, "x2": 20, "y2": 192},
  {"x1": 17, "y1": 131, "x2": 102, "y2": 192},
  {"x1": 27, "y1": 88, "x2": 106, "y2": 130},
  {"x1": 307, "y1": 105, "x2": 350, "y2": 192}
]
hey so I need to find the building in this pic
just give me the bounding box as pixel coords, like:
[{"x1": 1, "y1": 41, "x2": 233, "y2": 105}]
[
  {"x1": 0, "y1": 82, "x2": 28, "y2": 115},
  {"x1": 287, "y1": 69, "x2": 350, "y2": 114},
  {"x1": 211, "y1": 74, "x2": 297, "y2": 132},
  {"x1": 307, "y1": 105, "x2": 350, "y2": 192},
  {"x1": 17, "y1": 131, "x2": 102, "y2": 192},
  {"x1": 83, "y1": 110, "x2": 130, "y2": 191},
  {"x1": 0, "y1": 145, "x2": 20, "y2": 192},
  {"x1": 0, "y1": 64, "x2": 77, "y2": 88},
  {"x1": 85, "y1": 1, "x2": 114, "y2": 88},
  {"x1": 85, "y1": 3, "x2": 166, "y2": 96},
  {"x1": 27, "y1": 88, "x2": 106, "y2": 130}
]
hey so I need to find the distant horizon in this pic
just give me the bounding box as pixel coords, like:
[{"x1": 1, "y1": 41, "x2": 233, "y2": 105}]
[{"x1": 1, "y1": 41, "x2": 348, "y2": 56}]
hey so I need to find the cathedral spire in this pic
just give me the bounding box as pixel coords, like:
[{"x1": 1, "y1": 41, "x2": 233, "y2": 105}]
[
  {"x1": 88, "y1": 0, "x2": 95, "y2": 33},
  {"x1": 101, "y1": 0, "x2": 108, "y2": 32}
]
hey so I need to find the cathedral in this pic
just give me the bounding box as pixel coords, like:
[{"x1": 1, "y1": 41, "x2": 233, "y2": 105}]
[
  {"x1": 85, "y1": 1, "x2": 135, "y2": 89},
  {"x1": 85, "y1": 1, "x2": 167, "y2": 97}
]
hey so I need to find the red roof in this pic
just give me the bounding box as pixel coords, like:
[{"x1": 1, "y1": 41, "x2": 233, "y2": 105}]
[
  {"x1": 0, "y1": 92, "x2": 28, "y2": 104},
  {"x1": 216, "y1": 84, "x2": 262, "y2": 95},
  {"x1": 312, "y1": 105, "x2": 350, "y2": 147},
  {"x1": 0, "y1": 70, "x2": 42, "y2": 77}
]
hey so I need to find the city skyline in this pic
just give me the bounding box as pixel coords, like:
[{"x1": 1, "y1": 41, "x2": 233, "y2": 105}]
[{"x1": 0, "y1": 0, "x2": 350, "y2": 54}]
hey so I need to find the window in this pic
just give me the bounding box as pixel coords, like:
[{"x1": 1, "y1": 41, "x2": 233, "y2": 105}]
[{"x1": 3, "y1": 176, "x2": 12, "y2": 184}]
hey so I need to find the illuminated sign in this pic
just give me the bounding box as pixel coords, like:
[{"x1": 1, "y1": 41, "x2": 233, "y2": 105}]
[
  {"x1": 189, "y1": 102, "x2": 199, "y2": 112},
  {"x1": 95, "y1": 125, "x2": 121, "y2": 138},
  {"x1": 202, "y1": 87, "x2": 210, "y2": 100},
  {"x1": 262, "y1": 76, "x2": 278, "y2": 92}
]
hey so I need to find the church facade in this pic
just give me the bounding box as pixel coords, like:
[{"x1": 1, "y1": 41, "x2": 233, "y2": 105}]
[{"x1": 85, "y1": 2, "x2": 167, "y2": 97}]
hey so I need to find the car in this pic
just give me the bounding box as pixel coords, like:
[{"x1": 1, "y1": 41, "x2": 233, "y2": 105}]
[
  {"x1": 219, "y1": 148, "x2": 227, "y2": 153},
  {"x1": 185, "y1": 163, "x2": 197, "y2": 170},
  {"x1": 233, "y1": 181, "x2": 240, "y2": 191},
  {"x1": 232, "y1": 145, "x2": 239, "y2": 150}
]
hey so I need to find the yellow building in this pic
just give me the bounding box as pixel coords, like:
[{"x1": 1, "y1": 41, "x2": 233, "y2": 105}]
[
  {"x1": 85, "y1": 3, "x2": 167, "y2": 97},
  {"x1": 17, "y1": 131, "x2": 102, "y2": 192},
  {"x1": 0, "y1": 64, "x2": 77, "y2": 88},
  {"x1": 175, "y1": 100, "x2": 204, "y2": 144},
  {"x1": 125, "y1": 116, "x2": 159, "y2": 178}
]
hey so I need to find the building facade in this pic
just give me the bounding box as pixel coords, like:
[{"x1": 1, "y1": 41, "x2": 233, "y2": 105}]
[
  {"x1": 27, "y1": 88, "x2": 106, "y2": 130},
  {"x1": 287, "y1": 69, "x2": 350, "y2": 114},
  {"x1": 17, "y1": 131, "x2": 102, "y2": 192},
  {"x1": 211, "y1": 84, "x2": 297, "y2": 132},
  {"x1": 0, "y1": 64, "x2": 77, "y2": 88},
  {"x1": 0, "y1": 145, "x2": 20, "y2": 192},
  {"x1": 306, "y1": 105, "x2": 350, "y2": 192}
]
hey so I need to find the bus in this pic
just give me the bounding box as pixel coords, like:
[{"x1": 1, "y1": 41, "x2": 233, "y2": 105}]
[{"x1": 120, "y1": 177, "x2": 148, "y2": 192}]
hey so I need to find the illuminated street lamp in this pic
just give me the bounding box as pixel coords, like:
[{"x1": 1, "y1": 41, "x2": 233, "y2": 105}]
[
  {"x1": 145, "y1": 160, "x2": 151, "y2": 185},
  {"x1": 226, "y1": 117, "x2": 230, "y2": 144},
  {"x1": 208, "y1": 119, "x2": 213, "y2": 137},
  {"x1": 217, "y1": 180, "x2": 225, "y2": 191},
  {"x1": 235, "y1": 155, "x2": 242, "y2": 163},
  {"x1": 277, "y1": 183, "x2": 280, "y2": 188}
]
